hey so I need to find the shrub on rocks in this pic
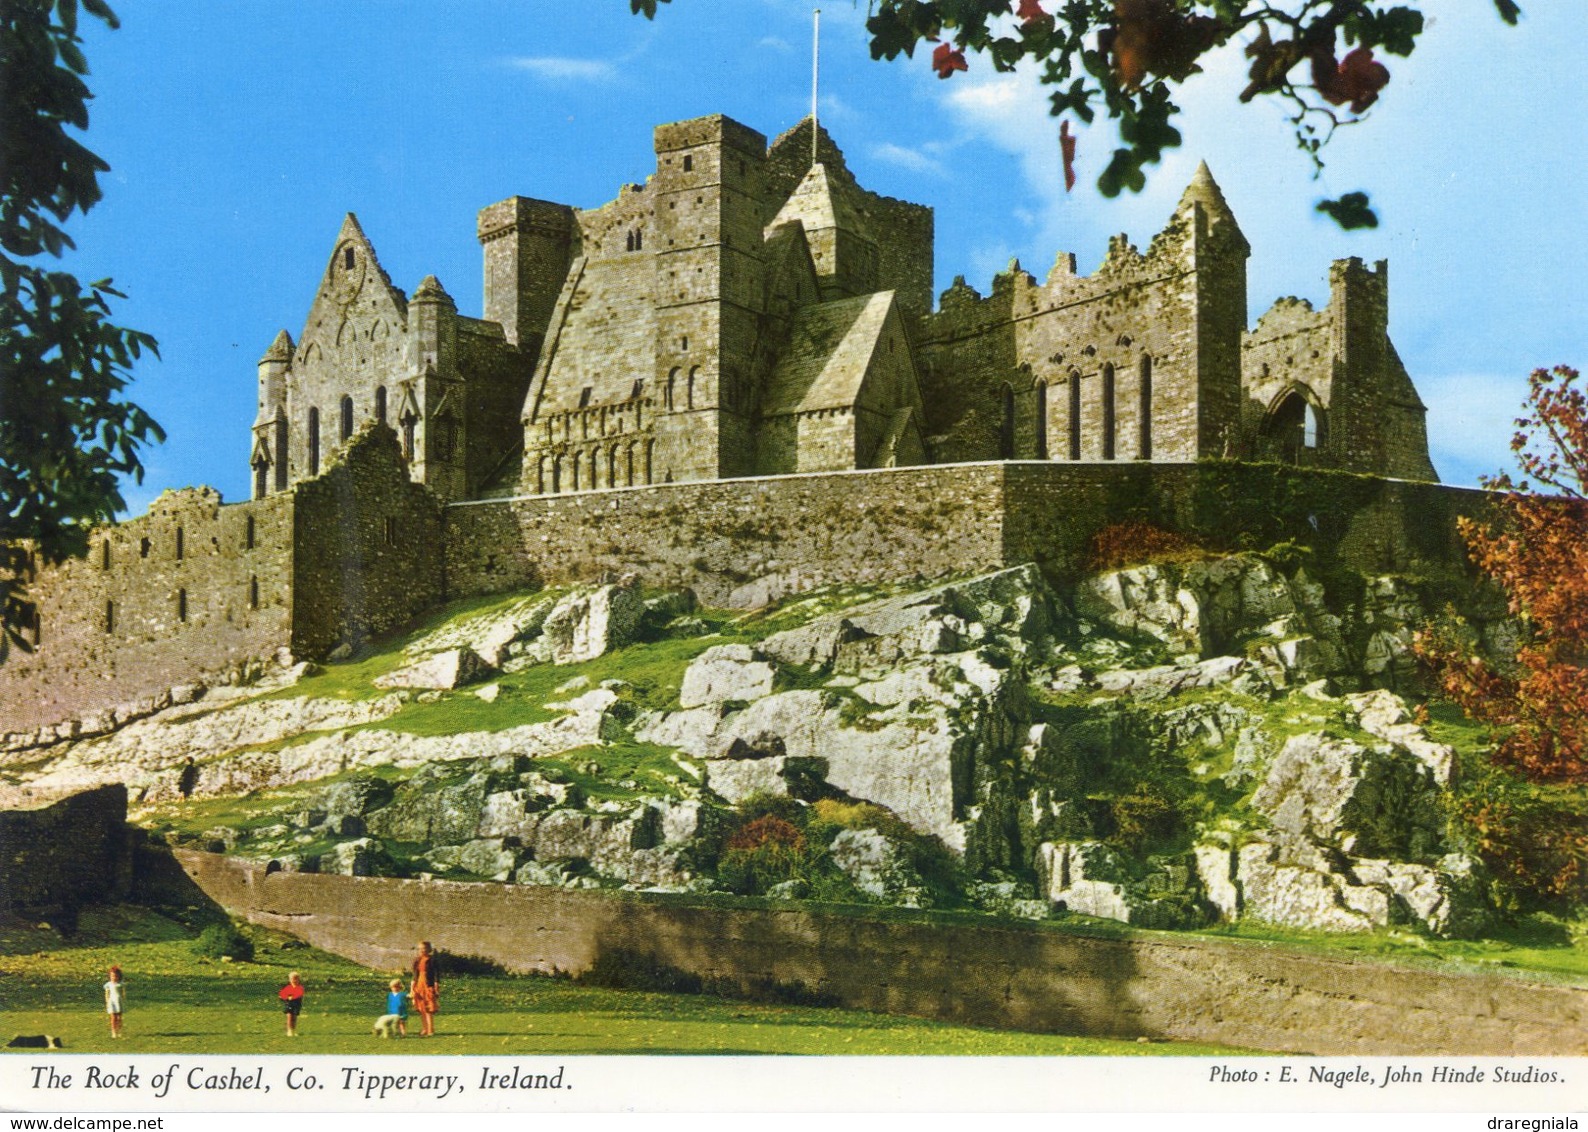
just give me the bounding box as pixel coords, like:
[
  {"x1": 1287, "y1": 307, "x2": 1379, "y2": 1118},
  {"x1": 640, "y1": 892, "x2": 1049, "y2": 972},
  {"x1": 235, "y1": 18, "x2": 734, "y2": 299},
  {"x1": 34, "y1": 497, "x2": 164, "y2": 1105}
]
[{"x1": 194, "y1": 922, "x2": 254, "y2": 962}]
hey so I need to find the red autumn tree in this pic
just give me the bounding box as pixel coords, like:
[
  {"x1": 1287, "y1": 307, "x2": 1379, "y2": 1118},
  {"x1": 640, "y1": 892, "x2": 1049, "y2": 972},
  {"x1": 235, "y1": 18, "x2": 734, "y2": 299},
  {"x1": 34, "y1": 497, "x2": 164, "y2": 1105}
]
[{"x1": 1420, "y1": 365, "x2": 1588, "y2": 784}]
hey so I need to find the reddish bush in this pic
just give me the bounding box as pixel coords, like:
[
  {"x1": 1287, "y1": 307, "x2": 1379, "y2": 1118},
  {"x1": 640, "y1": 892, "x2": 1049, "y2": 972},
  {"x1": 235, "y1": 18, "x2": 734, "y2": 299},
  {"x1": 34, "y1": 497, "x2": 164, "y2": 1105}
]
[
  {"x1": 726, "y1": 814, "x2": 805, "y2": 853},
  {"x1": 1087, "y1": 521, "x2": 1200, "y2": 571}
]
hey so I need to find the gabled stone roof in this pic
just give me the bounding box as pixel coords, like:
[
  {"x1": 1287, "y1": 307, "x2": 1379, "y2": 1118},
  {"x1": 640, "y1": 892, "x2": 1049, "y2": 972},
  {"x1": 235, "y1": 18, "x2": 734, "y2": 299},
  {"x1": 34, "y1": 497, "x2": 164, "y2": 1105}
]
[{"x1": 762, "y1": 291, "x2": 895, "y2": 417}]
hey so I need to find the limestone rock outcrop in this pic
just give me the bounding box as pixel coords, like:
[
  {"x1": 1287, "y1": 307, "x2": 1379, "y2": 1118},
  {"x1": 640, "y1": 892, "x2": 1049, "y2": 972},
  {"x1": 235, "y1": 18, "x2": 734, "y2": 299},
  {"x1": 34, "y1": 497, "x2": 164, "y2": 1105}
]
[{"x1": 7, "y1": 555, "x2": 1504, "y2": 939}]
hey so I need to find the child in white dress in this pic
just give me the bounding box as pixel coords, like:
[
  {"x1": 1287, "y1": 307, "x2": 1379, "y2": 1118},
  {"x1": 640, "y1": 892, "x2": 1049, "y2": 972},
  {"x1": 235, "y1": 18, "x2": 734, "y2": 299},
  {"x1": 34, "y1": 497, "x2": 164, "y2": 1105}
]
[{"x1": 104, "y1": 966, "x2": 124, "y2": 1038}]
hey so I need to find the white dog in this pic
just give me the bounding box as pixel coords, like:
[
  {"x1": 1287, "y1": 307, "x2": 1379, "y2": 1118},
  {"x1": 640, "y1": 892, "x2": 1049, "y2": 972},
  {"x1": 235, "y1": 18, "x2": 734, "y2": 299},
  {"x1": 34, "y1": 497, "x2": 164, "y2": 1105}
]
[{"x1": 372, "y1": 1014, "x2": 404, "y2": 1038}]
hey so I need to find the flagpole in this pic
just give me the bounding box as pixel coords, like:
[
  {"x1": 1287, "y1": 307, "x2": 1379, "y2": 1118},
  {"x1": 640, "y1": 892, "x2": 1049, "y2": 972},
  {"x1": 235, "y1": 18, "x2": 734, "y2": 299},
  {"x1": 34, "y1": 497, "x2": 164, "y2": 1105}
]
[{"x1": 811, "y1": 8, "x2": 821, "y2": 168}]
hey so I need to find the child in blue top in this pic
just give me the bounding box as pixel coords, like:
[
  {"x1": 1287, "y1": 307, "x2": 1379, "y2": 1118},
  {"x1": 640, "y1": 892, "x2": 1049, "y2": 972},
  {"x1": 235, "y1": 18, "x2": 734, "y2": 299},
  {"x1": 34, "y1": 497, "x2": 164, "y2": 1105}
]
[{"x1": 386, "y1": 978, "x2": 410, "y2": 1036}]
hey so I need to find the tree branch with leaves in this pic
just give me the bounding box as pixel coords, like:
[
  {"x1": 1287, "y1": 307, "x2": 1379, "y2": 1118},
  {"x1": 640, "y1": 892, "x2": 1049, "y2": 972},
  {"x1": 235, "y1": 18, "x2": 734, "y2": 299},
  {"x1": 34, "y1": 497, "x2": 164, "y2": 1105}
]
[
  {"x1": 0, "y1": 0, "x2": 162, "y2": 658},
  {"x1": 632, "y1": 0, "x2": 1522, "y2": 230}
]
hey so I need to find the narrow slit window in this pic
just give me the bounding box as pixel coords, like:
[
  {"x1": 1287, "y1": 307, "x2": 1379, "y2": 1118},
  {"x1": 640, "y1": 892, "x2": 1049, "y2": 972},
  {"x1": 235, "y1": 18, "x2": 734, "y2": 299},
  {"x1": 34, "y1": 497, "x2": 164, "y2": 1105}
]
[
  {"x1": 249, "y1": 576, "x2": 259, "y2": 610},
  {"x1": 175, "y1": 527, "x2": 185, "y2": 561},
  {"x1": 1139, "y1": 356, "x2": 1153, "y2": 459},
  {"x1": 1101, "y1": 364, "x2": 1117, "y2": 461},
  {"x1": 1034, "y1": 382, "x2": 1048, "y2": 459},
  {"x1": 245, "y1": 515, "x2": 256, "y2": 550},
  {"x1": 177, "y1": 589, "x2": 188, "y2": 623},
  {"x1": 104, "y1": 600, "x2": 114, "y2": 634},
  {"x1": 340, "y1": 395, "x2": 354, "y2": 442},
  {"x1": 1068, "y1": 374, "x2": 1082, "y2": 460},
  {"x1": 101, "y1": 540, "x2": 111, "y2": 570},
  {"x1": 308, "y1": 408, "x2": 320, "y2": 476},
  {"x1": 999, "y1": 384, "x2": 1016, "y2": 459},
  {"x1": 274, "y1": 416, "x2": 289, "y2": 490}
]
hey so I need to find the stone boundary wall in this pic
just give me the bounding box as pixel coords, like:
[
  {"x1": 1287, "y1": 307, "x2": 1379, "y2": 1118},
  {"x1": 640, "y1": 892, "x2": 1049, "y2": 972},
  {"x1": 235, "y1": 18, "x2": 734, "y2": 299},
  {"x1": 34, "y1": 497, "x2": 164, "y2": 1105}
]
[
  {"x1": 446, "y1": 463, "x2": 1008, "y2": 608},
  {"x1": 1, "y1": 786, "x2": 134, "y2": 910},
  {"x1": 0, "y1": 489, "x2": 296, "y2": 737},
  {"x1": 174, "y1": 850, "x2": 1585, "y2": 1056},
  {"x1": 446, "y1": 462, "x2": 1490, "y2": 609}
]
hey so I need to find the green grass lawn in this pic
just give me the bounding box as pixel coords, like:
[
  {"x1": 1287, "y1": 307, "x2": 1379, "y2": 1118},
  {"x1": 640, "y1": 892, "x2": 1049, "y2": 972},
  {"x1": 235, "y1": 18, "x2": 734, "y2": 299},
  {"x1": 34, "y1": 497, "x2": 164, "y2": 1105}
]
[{"x1": 0, "y1": 906, "x2": 1242, "y2": 1056}]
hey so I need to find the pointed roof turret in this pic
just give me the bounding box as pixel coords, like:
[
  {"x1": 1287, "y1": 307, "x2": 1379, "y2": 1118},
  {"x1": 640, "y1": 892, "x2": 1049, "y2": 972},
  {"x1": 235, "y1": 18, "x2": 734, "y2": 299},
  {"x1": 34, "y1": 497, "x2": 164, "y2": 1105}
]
[
  {"x1": 1173, "y1": 161, "x2": 1249, "y2": 253},
  {"x1": 410, "y1": 274, "x2": 455, "y2": 306},
  {"x1": 768, "y1": 162, "x2": 872, "y2": 242},
  {"x1": 259, "y1": 329, "x2": 294, "y2": 364}
]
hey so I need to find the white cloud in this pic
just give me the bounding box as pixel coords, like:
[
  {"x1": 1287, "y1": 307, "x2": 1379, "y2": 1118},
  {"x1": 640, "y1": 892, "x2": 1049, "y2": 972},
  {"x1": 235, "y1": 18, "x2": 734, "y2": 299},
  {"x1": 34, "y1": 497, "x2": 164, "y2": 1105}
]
[
  {"x1": 817, "y1": 92, "x2": 858, "y2": 123},
  {"x1": 758, "y1": 35, "x2": 794, "y2": 53},
  {"x1": 504, "y1": 56, "x2": 617, "y2": 82},
  {"x1": 870, "y1": 142, "x2": 945, "y2": 176}
]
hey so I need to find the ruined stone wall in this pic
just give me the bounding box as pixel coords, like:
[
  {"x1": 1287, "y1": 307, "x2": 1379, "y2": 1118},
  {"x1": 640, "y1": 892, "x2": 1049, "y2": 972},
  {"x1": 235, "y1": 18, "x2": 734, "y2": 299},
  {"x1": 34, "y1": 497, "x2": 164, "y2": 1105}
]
[
  {"x1": 918, "y1": 239, "x2": 1214, "y2": 468},
  {"x1": 916, "y1": 190, "x2": 1245, "y2": 473},
  {"x1": 0, "y1": 488, "x2": 296, "y2": 736},
  {"x1": 1240, "y1": 262, "x2": 1435, "y2": 483},
  {"x1": 446, "y1": 463, "x2": 1007, "y2": 608},
  {"x1": 176, "y1": 850, "x2": 1587, "y2": 1056},
  {"x1": 290, "y1": 426, "x2": 444, "y2": 657},
  {"x1": 0, "y1": 786, "x2": 134, "y2": 910},
  {"x1": 1242, "y1": 295, "x2": 1334, "y2": 462},
  {"x1": 915, "y1": 279, "x2": 1018, "y2": 462}
]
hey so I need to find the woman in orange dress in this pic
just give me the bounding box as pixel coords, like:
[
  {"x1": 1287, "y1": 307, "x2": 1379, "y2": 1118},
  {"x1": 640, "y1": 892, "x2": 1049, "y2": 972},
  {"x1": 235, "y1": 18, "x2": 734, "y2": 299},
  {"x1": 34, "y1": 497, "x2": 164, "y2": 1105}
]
[{"x1": 410, "y1": 941, "x2": 439, "y2": 1037}]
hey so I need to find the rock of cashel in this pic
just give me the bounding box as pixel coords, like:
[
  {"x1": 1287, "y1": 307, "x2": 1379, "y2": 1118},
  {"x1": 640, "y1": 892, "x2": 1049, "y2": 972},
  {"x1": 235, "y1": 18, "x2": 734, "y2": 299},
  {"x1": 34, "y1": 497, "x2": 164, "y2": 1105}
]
[
  {"x1": 0, "y1": 113, "x2": 1453, "y2": 738},
  {"x1": 8, "y1": 108, "x2": 1586, "y2": 1058}
]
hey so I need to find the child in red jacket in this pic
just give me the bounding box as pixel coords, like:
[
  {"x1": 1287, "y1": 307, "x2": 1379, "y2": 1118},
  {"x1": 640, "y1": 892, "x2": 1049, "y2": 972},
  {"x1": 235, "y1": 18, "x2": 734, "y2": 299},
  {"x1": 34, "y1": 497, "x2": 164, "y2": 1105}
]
[{"x1": 278, "y1": 971, "x2": 305, "y2": 1036}]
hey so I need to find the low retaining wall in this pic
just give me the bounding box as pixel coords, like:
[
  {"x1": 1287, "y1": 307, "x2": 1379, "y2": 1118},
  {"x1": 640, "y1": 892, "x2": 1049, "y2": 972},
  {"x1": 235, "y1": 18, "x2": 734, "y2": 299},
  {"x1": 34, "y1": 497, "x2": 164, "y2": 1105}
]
[
  {"x1": 445, "y1": 461, "x2": 1487, "y2": 608},
  {"x1": 174, "y1": 850, "x2": 1584, "y2": 1056}
]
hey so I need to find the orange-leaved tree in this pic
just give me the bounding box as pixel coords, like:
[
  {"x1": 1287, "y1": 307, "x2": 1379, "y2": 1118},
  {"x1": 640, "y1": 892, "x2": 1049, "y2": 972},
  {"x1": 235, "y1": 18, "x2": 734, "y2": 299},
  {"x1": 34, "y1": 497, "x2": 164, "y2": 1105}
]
[
  {"x1": 1416, "y1": 365, "x2": 1587, "y2": 906},
  {"x1": 1421, "y1": 366, "x2": 1588, "y2": 784}
]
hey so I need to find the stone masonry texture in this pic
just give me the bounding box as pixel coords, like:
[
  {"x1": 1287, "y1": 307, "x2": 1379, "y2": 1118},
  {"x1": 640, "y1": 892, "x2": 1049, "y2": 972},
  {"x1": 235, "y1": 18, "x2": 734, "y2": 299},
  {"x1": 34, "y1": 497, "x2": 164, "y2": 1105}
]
[
  {"x1": 0, "y1": 785, "x2": 134, "y2": 911},
  {"x1": 2, "y1": 110, "x2": 1460, "y2": 736},
  {"x1": 174, "y1": 849, "x2": 1587, "y2": 1056}
]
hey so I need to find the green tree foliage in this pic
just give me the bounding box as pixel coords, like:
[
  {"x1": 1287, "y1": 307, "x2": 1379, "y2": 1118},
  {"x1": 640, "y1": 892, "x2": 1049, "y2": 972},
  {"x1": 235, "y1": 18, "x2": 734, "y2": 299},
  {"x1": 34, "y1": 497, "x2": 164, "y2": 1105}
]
[
  {"x1": 0, "y1": 0, "x2": 162, "y2": 656},
  {"x1": 632, "y1": 0, "x2": 1522, "y2": 228}
]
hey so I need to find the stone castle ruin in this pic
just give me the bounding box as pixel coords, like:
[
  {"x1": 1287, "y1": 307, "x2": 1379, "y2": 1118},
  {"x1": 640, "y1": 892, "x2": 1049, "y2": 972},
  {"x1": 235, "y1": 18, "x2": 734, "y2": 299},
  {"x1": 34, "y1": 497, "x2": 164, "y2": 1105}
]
[{"x1": 2, "y1": 113, "x2": 1447, "y2": 737}]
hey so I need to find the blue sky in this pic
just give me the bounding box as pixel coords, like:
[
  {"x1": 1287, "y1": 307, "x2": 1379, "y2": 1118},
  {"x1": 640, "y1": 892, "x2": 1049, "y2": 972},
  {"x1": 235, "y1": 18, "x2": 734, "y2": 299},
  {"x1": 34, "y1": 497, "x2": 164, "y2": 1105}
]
[{"x1": 63, "y1": 1, "x2": 1587, "y2": 511}]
